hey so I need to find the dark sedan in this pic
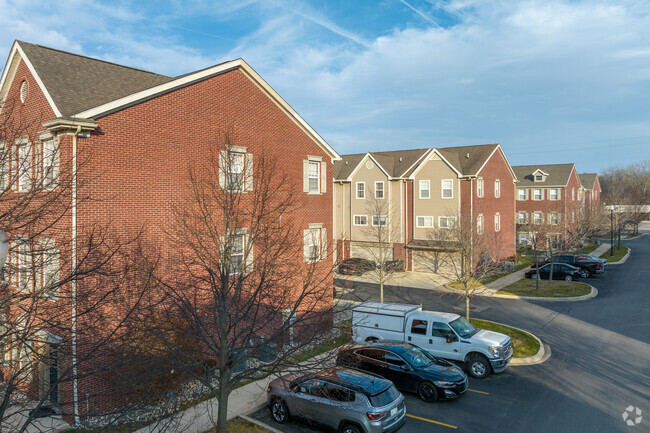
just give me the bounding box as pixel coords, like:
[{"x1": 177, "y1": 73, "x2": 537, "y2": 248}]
[
  {"x1": 525, "y1": 263, "x2": 582, "y2": 281},
  {"x1": 336, "y1": 342, "x2": 468, "y2": 402},
  {"x1": 338, "y1": 258, "x2": 377, "y2": 275}
]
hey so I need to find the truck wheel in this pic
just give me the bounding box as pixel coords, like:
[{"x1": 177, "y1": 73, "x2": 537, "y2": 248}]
[
  {"x1": 270, "y1": 399, "x2": 290, "y2": 424},
  {"x1": 365, "y1": 337, "x2": 379, "y2": 342},
  {"x1": 564, "y1": 275, "x2": 573, "y2": 281},
  {"x1": 579, "y1": 268, "x2": 591, "y2": 278},
  {"x1": 467, "y1": 355, "x2": 491, "y2": 379},
  {"x1": 417, "y1": 381, "x2": 438, "y2": 402}
]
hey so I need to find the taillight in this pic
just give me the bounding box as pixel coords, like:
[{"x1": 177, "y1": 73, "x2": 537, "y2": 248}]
[
  {"x1": 349, "y1": 266, "x2": 355, "y2": 269},
  {"x1": 367, "y1": 412, "x2": 386, "y2": 421},
  {"x1": 596, "y1": 263, "x2": 600, "y2": 269}
]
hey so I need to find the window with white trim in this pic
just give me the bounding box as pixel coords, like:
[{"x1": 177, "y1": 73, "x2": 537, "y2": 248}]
[
  {"x1": 517, "y1": 212, "x2": 526, "y2": 224},
  {"x1": 549, "y1": 188, "x2": 559, "y2": 200},
  {"x1": 494, "y1": 179, "x2": 500, "y2": 198},
  {"x1": 16, "y1": 239, "x2": 31, "y2": 291},
  {"x1": 308, "y1": 161, "x2": 320, "y2": 194},
  {"x1": 494, "y1": 213, "x2": 500, "y2": 232},
  {"x1": 356, "y1": 182, "x2": 365, "y2": 199},
  {"x1": 476, "y1": 214, "x2": 484, "y2": 234},
  {"x1": 0, "y1": 142, "x2": 8, "y2": 191},
  {"x1": 17, "y1": 143, "x2": 32, "y2": 192},
  {"x1": 353, "y1": 215, "x2": 367, "y2": 226},
  {"x1": 220, "y1": 148, "x2": 253, "y2": 192},
  {"x1": 438, "y1": 216, "x2": 456, "y2": 229},
  {"x1": 303, "y1": 156, "x2": 326, "y2": 195},
  {"x1": 549, "y1": 213, "x2": 559, "y2": 225},
  {"x1": 441, "y1": 179, "x2": 453, "y2": 199},
  {"x1": 375, "y1": 181, "x2": 384, "y2": 199},
  {"x1": 419, "y1": 180, "x2": 430, "y2": 199},
  {"x1": 533, "y1": 189, "x2": 542, "y2": 200},
  {"x1": 571, "y1": 210, "x2": 575, "y2": 223},
  {"x1": 229, "y1": 233, "x2": 245, "y2": 274},
  {"x1": 477, "y1": 177, "x2": 484, "y2": 198},
  {"x1": 533, "y1": 212, "x2": 543, "y2": 224},
  {"x1": 304, "y1": 225, "x2": 326, "y2": 263},
  {"x1": 372, "y1": 215, "x2": 387, "y2": 227},
  {"x1": 517, "y1": 189, "x2": 526, "y2": 200},
  {"x1": 42, "y1": 139, "x2": 59, "y2": 190},
  {"x1": 228, "y1": 152, "x2": 244, "y2": 190},
  {"x1": 416, "y1": 216, "x2": 433, "y2": 228},
  {"x1": 40, "y1": 239, "x2": 59, "y2": 297},
  {"x1": 572, "y1": 188, "x2": 575, "y2": 201}
]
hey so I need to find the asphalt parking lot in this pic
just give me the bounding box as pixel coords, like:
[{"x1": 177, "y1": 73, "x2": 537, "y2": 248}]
[{"x1": 251, "y1": 233, "x2": 649, "y2": 432}]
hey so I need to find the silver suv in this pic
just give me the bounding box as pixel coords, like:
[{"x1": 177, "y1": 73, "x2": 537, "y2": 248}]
[{"x1": 267, "y1": 367, "x2": 406, "y2": 433}]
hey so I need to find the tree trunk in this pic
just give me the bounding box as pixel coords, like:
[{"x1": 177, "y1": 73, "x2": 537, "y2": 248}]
[
  {"x1": 216, "y1": 374, "x2": 230, "y2": 433},
  {"x1": 465, "y1": 295, "x2": 470, "y2": 321},
  {"x1": 380, "y1": 280, "x2": 384, "y2": 303}
]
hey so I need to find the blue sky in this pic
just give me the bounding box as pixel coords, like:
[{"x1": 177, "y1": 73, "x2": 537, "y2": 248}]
[{"x1": 2, "y1": 0, "x2": 650, "y2": 173}]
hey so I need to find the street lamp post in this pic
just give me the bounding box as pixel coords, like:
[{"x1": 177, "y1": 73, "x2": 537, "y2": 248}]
[{"x1": 609, "y1": 205, "x2": 615, "y2": 256}]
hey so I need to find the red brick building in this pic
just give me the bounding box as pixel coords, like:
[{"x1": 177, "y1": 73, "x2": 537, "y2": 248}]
[
  {"x1": 512, "y1": 163, "x2": 582, "y2": 245},
  {"x1": 0, "y1": 41, "x2": 339, "y2": 420},
  {"x1": 579, "y1": 173, "x2": 602, "y2": 212}
]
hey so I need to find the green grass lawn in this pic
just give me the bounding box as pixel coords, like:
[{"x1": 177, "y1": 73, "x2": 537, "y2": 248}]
[
  {"x1": 447, "y1": 259, "x2": 531, "y2": 290},
  {"x1": 600, "y1": 245, "x2": 628, "y2": 262},
  {"x1": 575, "y1": 242, "x2": 598, "y2": 254},
  {"x1": 470, "y1": 319, "x2": 540, "y2": 358},
  {"x1": 204, "y1": 418, "x2": 271, "y2": 433},
  {"x1": 496, "y1": 278, "x2": 591, "y2": 297}
]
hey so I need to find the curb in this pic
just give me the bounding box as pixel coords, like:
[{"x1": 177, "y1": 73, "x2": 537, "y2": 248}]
[
  {"x1": 241, "y1": 414, "x2": 283, "y2": 433},
  {"x1": 606, "y1": 247, "x2": 631, "y2": 265},
  {"x1": 492, "y1": 285, "x2": 598, "y2": 302},
  {"x1": 479, "y1": 320, "x2": 549, "y2": 366}
]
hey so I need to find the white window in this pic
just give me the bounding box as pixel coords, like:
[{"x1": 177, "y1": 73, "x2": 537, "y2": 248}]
[
  {"x1": 304, "y1": 225, "x2": 326, "y2": 263},
  {"x1": 533, "y1": 189, "x2": 542, "y2": 200},
  {"x1": 476, "y1": 214, "x2": 484, "y2": 234},
  {"x1": 308, "y1": 161, "x2": 320, "y2": 194},
  {"x1": 353, "y1": 215, "x2": 367, "y2": 226},
  {"x1": 494, "y1": 213, "x2": 500, "y2": 232},
  {"x1": 42, "y1": 139, "x2": 59, "y2": 190},
  {"x1": 549, "y1": 188, "x2": 559, "y2": 200},
  {"x1": 40, "y1": 239, "x2": 59, "y2": 297},
  {"x1": 419, "y1": 180, "x2": 430, "y2": 199},
  {"x1": 229, "y1": 233, "x2": 245, "y2": 274},
  {"x1": 438, "y1": 216, "x2": 456, "y2": 229},
  {"x1": 477, "y1": 178, "x2": 484, "y2": 198},
  {"x1": 535, "y1": 174, "x2": 543, "y2": 182},
  {"x1": 494, "y1": 179, "x2": 500, "y2": 198},
  {"x1": 0, "y1": 142, "x2": 8, "y2": 190},
  {"x1": 550, "y1": 213, "x2": 559, "y2": 225},
  {"x1": 441, "y1": 179, "x2": 453, "y2": 199},
  {"x1": 572, "y1": 188, "x2": 575, "y2": 201},
  {"x1": 220, "y1": 149, "x2": 253, "y2": 192},
  {"x1": 356, "y1": 182, "x2": 365, "y2": 199},
  {"x1": 572, "y1": 210, "x2": 575, "y2": 223},
  {"x1": 517, "y1": 212, "x2": 526, "y2": 224},
  {"x1": 372, "y1": 215, "x2": 387, "y2": 227},
  {"x1": 375, "y1": 181, "x2": 384, "y2": 199},
  {"x1": 17, "y1": 143, "x2": 32, "y2": 192},
  {"x1": 16, "y1": 240, "x2": 31, "y2": 291},
  {"x1": 533, "y1": 212, "x2": 543, "y2": 224},
  {"x1": 517, "y1": 189, "x2": 526, "y2": 200},
  {"x1": 416, "y1": 216, "x2": 433, "y2": 228}
]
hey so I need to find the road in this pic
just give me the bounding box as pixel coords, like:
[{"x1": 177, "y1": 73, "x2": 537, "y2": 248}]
[{"x1": 252, "y1": 232, "x2": 650, "y2": 432}]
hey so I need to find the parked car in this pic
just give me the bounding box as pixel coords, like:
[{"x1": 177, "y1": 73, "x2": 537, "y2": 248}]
[
  {"x1": 336, "y1": 342, "x2": 468, "y2": 402},
  {"x1": 576, "y1": 254, "x2": 607, "y2": 271},
  {"x1": 530, "y1": 254, "x2": 603, "y2": 278},
  {"x1": 267, "y1": 366, "x2": 406, "y2": 433},
  {"x1": 525, "y1": 263, "x2": 582, "y2": 281},
  {"x1": 338, "y1": 258, "x2": 377, "y2": 275},
  {"x1": 381, "y1": 260, "x2": 405, "y2": 272},
  {"x1": 351, "y1": 302, "x2": 512, "y2": 379}
]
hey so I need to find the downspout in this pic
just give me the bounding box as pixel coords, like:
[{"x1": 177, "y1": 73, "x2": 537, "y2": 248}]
[
  {"x1": 469, "y1": 178, "x2": 473, "y2": 272},
  {"x1": 71, "y1": 125, "x2": 81, "y2": 425}
]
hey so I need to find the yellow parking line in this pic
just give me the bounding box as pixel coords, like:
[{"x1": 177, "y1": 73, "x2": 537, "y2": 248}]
[
  {"x1": 406, "y1": 414, "x2": 458, "y2": 429},
  {"x1": 468, "y1": 388, "x2": 490, "y2": 395}
]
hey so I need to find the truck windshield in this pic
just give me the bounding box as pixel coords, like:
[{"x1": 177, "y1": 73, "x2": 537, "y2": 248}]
[{"x1": 449, "y1": 317, "x2": 478, "y2": 338}]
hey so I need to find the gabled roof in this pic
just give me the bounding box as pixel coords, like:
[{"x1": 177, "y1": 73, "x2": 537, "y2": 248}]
[
  {"x1": 436, "y1": 143, "x2": 500, "y2": 177},
  {"x1": 579, "y1": 173, "x2": 598, "y2": 190},
  {"x1": 513, "y1": 164, "x2": 576, "y2": 188},
  {"x1": 0, "y1": 41, "x2": 340, "y2": 161},
  {"x1": 333, "y1": 149, "x2": 430, "y2": 181}
]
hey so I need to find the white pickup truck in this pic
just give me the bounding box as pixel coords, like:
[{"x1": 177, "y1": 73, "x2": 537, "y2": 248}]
[{"x1": 351, "y1": 302, "x2": 513, "y2": 379}]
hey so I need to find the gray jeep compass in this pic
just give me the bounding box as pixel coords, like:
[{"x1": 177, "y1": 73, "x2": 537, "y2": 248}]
[{"x1": 267, "y1": 366, "x2": 406, "y2": 433}]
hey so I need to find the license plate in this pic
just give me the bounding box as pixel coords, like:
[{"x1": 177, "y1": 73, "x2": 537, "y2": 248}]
[{"x1": 390, "y1": 407, "x2": 398, "y2": 416}]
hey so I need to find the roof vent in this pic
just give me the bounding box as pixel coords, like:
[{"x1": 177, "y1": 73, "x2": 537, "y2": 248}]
[
  {"x1": 345, "y1": 161, "x2": 348, "y2": 165},
  {"x1": 465, "y1": 153, "x2": 470, "y2": 159},
  {"x1": 20, "y1": 81, "x2": 27, "y2": 103},
  {"x1": 399, "y1": 157, "x2": 403, "y2": 162}
]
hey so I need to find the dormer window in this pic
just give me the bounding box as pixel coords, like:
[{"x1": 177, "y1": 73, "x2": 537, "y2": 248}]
[
  {"x1": 532, "y1": 169, "x2": 548, "y2": 182},
  {"x1": 534, "y1": 174, "x2": 543, "y2": 182}
]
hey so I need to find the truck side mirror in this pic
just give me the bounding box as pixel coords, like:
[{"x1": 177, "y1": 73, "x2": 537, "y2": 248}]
[{"x1": 446, "y1": 335, "x2": 457, "y2": 343}]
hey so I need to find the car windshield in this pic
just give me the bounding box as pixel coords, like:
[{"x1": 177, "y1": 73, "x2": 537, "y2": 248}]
[
  {"x1": 449, "y1": 317, "x2": 478, "y2": 338},
  {"x1": 369, "y1": 384, "x2": 401, "y2": 407},
  {"x1": 400, "y1": 345, "x2": 437, "y2": 368}
]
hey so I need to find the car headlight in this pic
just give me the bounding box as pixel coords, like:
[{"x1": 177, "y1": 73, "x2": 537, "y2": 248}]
[
  {"x1": 434, "y1": 381, "x2": 455, "y2": 387},
  {"x1": 488, "y1": 346, "x2": 502, "y2": 358}
]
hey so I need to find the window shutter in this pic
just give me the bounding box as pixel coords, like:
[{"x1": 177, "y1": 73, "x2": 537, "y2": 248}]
[
  {"x1": 245, "y1": 153, "x2": 253, "y2": 191},
  {"x1": 303, "y1": 229, "x2": 311, "y2": 262},
  {"x1": 34, "y1": 142, "x2": 42, "y2": 186},
  {"x1": 52, "y1": 141, "x2": 60, "y2": 189},
  {"x1": 0, "y1": 143, "x2": 7, "y2": 191},
  {"x1": 303, "y1": 160, "x2": 309, "y2": 193},
  {"x1": 558, "y1": 189, "x2": 561, "y2": 200},
  {"x1": 321, "y1": 228, "x2": 327, "y2": 260},
  {"x1": 320, "y1": 161, "x2": 327, "y2": 194},
  {"x1": 11, "y1": 147, "x2": 17, "y2": 191},
  {"x1": 219, "y1": 151, "x2": 227, "y2": 189},
  {"x1": 24, "y1": 143, "x2": 32, "y2": 191},
  {"x1": 245, "y1": 234, "x2": 253, "y2": 272}
]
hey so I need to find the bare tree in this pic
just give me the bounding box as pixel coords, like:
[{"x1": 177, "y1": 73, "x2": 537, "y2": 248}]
[{"x1": 127, "y1": 134, "x2": 337, "y2": 433}]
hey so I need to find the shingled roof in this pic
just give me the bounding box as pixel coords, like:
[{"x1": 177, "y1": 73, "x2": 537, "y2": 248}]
[
  {"x1": 437, "y1": 143, "x2": 500, "y2": 176},
  {"x1": 18, "y1": 41, "x2": 173, "y2": 117},
  {"x1": 513, "y1": 164, "x2": 576, "y2": 187},
  {"x1": 333, "y1": 149, "x2": 430, "y2": 180},
  {"x1": 579, "y1": 173, "x2": 598, "y2": 190}
]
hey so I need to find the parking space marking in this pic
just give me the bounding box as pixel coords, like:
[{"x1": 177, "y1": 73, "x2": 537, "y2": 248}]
[
  {"x1": 468, "y1": 388, "x2": 490, "y2": 395},
  {"x1": 406, "y1": 414, "x2": 458, "y2": 429}
]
